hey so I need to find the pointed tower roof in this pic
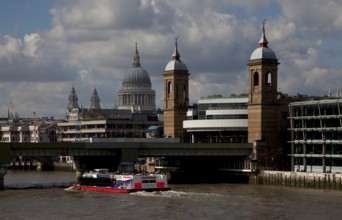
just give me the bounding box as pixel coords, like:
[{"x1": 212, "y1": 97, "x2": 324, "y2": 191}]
[
  {"x1": 165, "y1": 37, "x2": 187, "y2": 71},
  {"x1": 67, "y1": 85, "x2": 79, "y2": 111},
  {"x1": 172, "y1": 37, "x2": 181, "y2": 60},
  {"x1": 250, "y1": 19, "x2": 276, "y2": 60},
  {"x1": 90, "y1": 87, "x2": 101, "y2": 109},
  {"x1": 258, "y1": 19, "x2": 268, "y2": 47}
]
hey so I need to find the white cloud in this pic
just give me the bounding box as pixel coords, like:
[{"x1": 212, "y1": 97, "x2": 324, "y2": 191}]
[
  {"x1": 279, "y1": 0, "x2": 342, "y2": 34},
  {"x1": 1, "y1": 0, "x2": 342, "y2": 118},
  {"x1": 22, "y1": 33, "x2": 40, "y2": 57}
]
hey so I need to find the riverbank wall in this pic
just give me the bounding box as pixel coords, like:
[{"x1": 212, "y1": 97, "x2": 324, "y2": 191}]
[
  {"x1": 250, "y1": 171, "x2": 342, "y2": 190},
  {"x1": 9, "y1": 162, "x2": 75, "y2": 172}
]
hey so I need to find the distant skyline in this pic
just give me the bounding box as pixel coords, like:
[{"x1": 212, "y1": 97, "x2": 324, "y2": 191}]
[{"x1": 1, "y1": 0, "x2": 342, "y2": 119}]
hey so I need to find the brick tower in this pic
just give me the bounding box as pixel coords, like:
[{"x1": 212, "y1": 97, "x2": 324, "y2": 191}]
[
  {"x1": 248, "y1": 21, "x2": 280, "y2": 168},
  {"x1": 163, "y1": 38, "x2": 189, "y2": 138}
]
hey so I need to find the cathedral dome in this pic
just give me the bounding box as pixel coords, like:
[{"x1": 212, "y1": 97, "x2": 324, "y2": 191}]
[
  {"x1": 122, "y1": 66, "x2": 151, "y2": 87},
  {"x1": 117, "y1": 43, "x2": 156, "y2": 113},
  {"x1": 121, "y1": 43, "x2": 152, "y2": 89}
]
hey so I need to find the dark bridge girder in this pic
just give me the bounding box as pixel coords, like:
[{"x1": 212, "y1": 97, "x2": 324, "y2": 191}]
[{"x1": 0, "y1": 142, "x2": 252, "y2": 164}]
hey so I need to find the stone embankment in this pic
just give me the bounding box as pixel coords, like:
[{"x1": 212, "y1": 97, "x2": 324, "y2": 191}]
[{"x1": 250, "y1": 171, "x2": 342, "y2": 190}]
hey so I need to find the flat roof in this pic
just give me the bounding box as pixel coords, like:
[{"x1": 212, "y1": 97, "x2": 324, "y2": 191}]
[{"x1": 289, "y1": 99, "x2": 342, "y2": 106}]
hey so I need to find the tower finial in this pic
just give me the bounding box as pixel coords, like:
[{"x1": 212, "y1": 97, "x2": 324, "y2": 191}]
[
  {"x1": 132, "y1": 42, "x2": 141, "y2": 67},
  {"x1": 172, "y1": 36, "x2": 180, "y2": 60},
  {"x1": 259, "y1": 19, "x2": 268, "y2": 48}
]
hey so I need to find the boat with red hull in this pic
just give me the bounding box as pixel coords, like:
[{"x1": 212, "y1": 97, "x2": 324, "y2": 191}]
[{"x1": 72, "y1": 169, "x2": 171, "y2": 194}]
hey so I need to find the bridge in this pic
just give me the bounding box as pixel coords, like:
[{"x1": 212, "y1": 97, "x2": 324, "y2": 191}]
[{"x1": 0, "y1": 142, "x2": 253, "y2": 188}]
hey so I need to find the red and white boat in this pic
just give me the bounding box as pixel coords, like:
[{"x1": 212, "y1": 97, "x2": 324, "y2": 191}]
[{"x1": 72, "y1": 169, "x2": 171, "y2": 194}]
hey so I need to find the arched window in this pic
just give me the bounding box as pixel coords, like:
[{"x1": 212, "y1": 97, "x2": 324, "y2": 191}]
[
  {"x1": 253, "y1": 72, "x2": 259, "y2": 86},
  {"x1": 266, "y1": 72, "x2": 272, "y2": 86},
  {"x1": 167, "y1": 81, "x2": 172, "y2": 96}
]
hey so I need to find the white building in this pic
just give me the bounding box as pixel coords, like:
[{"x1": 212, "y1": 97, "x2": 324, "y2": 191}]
[
  {"x1": 183, "y1": 95, "x2": 248, "y2": 143},
  {"x1": 0, "y1": 119, "x2": 57, "y2": 143},
  {"x1": 57, "y1": 111, "x2": 161, "y2": 142}
]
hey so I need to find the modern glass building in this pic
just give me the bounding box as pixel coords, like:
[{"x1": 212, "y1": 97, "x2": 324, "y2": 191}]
[{"x1": 288, "y1": 99, "x2": 342, "y2": 173}]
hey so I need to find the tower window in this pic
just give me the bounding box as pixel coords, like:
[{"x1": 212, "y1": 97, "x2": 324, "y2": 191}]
[
  {"x1": 266, "y1": 72, "x2": 272, "y2": 92},
  {"x1": 266, "y1": 72, "x2": 272, "y2": 86},
  {"x1": 168, "y1": 81, "x2": 172, "y2": 96},
  {"x1": 253, "y1": 72, "x2": 259, "y2": 86}
]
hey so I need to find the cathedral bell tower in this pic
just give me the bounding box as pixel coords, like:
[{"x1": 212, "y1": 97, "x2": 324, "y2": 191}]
[
  {"x1": 90, "y1": 87, "x2": 101, "y2": 110},
  {"x1": 163, "y1": 38, "x2": 189, "y2": 138},
  {"x1": 248, "y1": 21, "x2": 280, "y2": 167}
]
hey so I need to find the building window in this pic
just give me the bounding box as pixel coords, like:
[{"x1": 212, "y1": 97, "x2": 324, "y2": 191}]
[
  {"x1": 253, "y1": 72, "x2": 259, "y2": 86},
  {"x1": 266, "y1": 72, "x2": 272, "y2": 92},
  {"x1": 266, "y1": 72, "x2": 272, "y2": 86},
  {"x1": 167, "y1": 81, "x2": 172, "y2": 96}
]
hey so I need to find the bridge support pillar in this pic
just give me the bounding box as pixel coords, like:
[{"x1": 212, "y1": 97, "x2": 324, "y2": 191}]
[{"x1": 0, "y1": 165, "x2": 8, "y2": 190}]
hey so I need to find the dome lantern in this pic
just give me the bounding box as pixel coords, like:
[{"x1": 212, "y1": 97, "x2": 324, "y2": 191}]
[{"x1": 132, "y1": 42, "x2": 141, "y2": 68}]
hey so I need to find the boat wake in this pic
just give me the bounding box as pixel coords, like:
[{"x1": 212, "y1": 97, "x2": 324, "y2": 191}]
[
  {"x1": 131, "y1": 190, "x2": 223, "y2": 198},
  {"x1": 4, "y1": 182, "x2": 75, "y2": 190},
  {"x1": 64, "y1": 186, "x2": 78, "y2": 192}
]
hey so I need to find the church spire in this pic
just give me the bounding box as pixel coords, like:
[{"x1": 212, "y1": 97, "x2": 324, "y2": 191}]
[
  {"x1": 132, "y1": 42, "x2": 141, "y2": 68},
  {"x1": 67, "y1": 85, "x2": 79, "y2": 111},
  {"x1": 172, "y1": 36, "x2": 180, "y2": 61},
  {"x1": 90, "y1": 87, "x2": 101, "y2": 109},
  {"x1": 258, "y1": 19, "x2": 268, "y2": 48}
]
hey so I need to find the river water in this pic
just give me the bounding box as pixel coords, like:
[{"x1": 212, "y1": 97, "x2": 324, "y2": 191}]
[{"x1": 1, "y1": 170, "x2": 341, "y2": 220}]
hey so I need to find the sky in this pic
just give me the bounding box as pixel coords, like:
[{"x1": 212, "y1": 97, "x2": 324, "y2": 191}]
[{"x1": 1, "y1": 0, "x2": 342, "y2": 119}]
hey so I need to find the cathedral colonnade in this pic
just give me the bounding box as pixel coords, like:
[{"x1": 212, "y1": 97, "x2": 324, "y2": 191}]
[{"x1": 119, "y1": 94, "x2": 155, "y2": 106}]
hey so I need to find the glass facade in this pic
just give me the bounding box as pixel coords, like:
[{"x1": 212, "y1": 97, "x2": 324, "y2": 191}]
[{"x1": 289, "y1": 99, "x2": 342, "y2": 173}]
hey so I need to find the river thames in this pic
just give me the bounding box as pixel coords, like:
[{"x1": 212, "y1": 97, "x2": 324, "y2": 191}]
[{"x1": 0, "y1": 170, "x2": 341, "y2": 220}]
